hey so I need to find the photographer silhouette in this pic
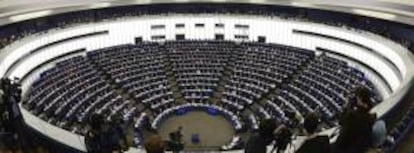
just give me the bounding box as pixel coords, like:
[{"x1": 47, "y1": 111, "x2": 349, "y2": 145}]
[
  {"x1": 245, "y1": 119, "x2": 277, "y2": 153},
  {"x1": 333, "y1": 86, "x2": 377, "y2": 153}
]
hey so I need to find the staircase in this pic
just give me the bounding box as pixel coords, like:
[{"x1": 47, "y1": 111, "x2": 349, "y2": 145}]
[
  {"x1": 210, "y1": 46, "x2": 239, "y2": 104},
  {"x1": 86, "y1": 57, "x2": 146, "y2": 113},
  {"x1": 163, "y1": 48, "x2": 187, "y2": 105},
  {"x1": 256, "y1": 52, "x2": 317, "y2": 108}
]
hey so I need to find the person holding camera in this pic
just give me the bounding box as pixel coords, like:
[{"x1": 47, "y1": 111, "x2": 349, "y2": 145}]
[
  {"x1": 272, "y1": 124, "x2": 293, "y2": 153},
  {"x1": 244, "y1": 118, "x2": 277, "y2": 153},
  {"x1": 333, "y1": 86, "x2": 377, "y2": 153},
  {"x1": 296, "y1": 112, "x2": 330, "y2": 153}
]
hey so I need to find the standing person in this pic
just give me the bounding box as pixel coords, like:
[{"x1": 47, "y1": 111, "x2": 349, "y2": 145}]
[
  {"x1": 102, "y1": 120, "x2": 122, "y2": 153},
  {"x1": 244, "y1": 118, "x2": 277, "y2": 153},
  {"x1": 175, "y1": 126, "x2": 183, "y2": 142},
  {"x1": 333, "y1": 86, "x2": 377, "y2": 153},
  {"x1": 111, "y1": 116, "x2": 129, "y2": 151},
  {"x1": 85, "y1": 114, "x2": 121, "y2": 153},
  {"x1": 168, "y1": 126, "x2": 184, "y2": 153},
  {"x1": 296, "y1": 112, "x2": 330, "y2": 153},
  {"x1": 85, "y1": 114, "x2": 104, "y2": 153},
  {"x1": 168, "y1": 132, "x2": 184, "y2": 153},
  {"x1": 272, "y1": 125, "x2": 293, "y2": 153}
]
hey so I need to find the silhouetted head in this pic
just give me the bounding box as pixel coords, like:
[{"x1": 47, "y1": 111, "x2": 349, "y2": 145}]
[
  {"x1": 0, "y1": 78, "x2": 10, "y2": 91},
  {"x1": 258, "y1": 118, "x2": 277, "y2": 137},
  {"x1": 89, "y1": 113, "x2": 104, "y2": 130},
  {"x1": 304, "y1": 112, "x2": 320, "y2": 134},
  {"x1": 145, "y1": 135, "x2": 166, "y2": 153},
  {"x1": 169, "y1": 132, "x2": 176, "y2": 140},
  {"x1": 355, "y1": 86, "x2": 373, "y2": 112}
]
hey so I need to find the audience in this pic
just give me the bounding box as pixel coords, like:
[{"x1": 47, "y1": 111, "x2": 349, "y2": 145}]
[
  {"x1": 296, "y1": 112, "x2": 330, "y2": 153},
  {"x1": 244, "y1": 118, "x2": 277, "y2": 153},
  {"x1": 0, "y1": 3, "x2": 412, "y2": 153},
  {"x1": 333, "y1": 86, "x2": 377, "y2": 153},
  {"x1": 0, "y1": 4, "x2": 401, "y2": 153},
  {"x1": 24, "y1": 40, "x2": 382, "y2": 153}
]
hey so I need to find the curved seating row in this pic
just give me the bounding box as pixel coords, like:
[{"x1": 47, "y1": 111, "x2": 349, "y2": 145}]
[
  {"x1": 151, "y1": 103, "x2": 243, "y2": 131},
  {"x1": 24, "y1": 40, "x2": 380, "y2": 137}
]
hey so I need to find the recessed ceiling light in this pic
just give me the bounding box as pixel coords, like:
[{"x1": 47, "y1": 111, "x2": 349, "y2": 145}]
[
  {"x1": 174, "y1": 0, "x2": 191, "y2": 2},
  {"x1": 352, "y1": 9, "x2": 396, "y2": 20},
  {"x1": 250, "y1": 0, "x2": 266, "y2": 3},
  {"x1": 89, "y1": 2, "x2": 111, "y2": 9},
  {"x1": 290, "y1": 2, "x2": 314, "y2": 8},
  {"x1": 9, "y1": 10, "x2": 52, "y2": 22},
  {"x1": 135, "y1": 0, "x2": 151, "y2": 4}
]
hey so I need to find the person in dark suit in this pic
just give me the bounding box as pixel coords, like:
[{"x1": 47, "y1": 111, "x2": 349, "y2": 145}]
[
  {"x1": 174, "y1": 126, "x2": 183, "y2": 143},
  {"x1": 333, "y1": 86, "x2": 377, "y2": 153},
  {"x1": 272, "y1": 125, "x2": 293, "y2": 153},
  {"x1": 85, "y1": 114, "x2": 121, "y2": 153},
  {"x1": 245, "y1": 118, "x2": 277, "y2": 153},
  {"x1": 167, "y1": 132, "x2": 184, "y2": 153},
  {"x1": 296, "y1": 112, "x2": 330, "y2": 153},
  {"x1": 85, "y1": 114, "x2": 105, "y2": 153}
]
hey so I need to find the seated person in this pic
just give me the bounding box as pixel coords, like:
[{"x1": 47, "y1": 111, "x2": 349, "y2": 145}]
[
  {"x1": 296, "y1": 112, "x2": 329, "y2": 153},
  {"x1": 368, "y1": 120, "x2": 387, "y2": 153}
]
